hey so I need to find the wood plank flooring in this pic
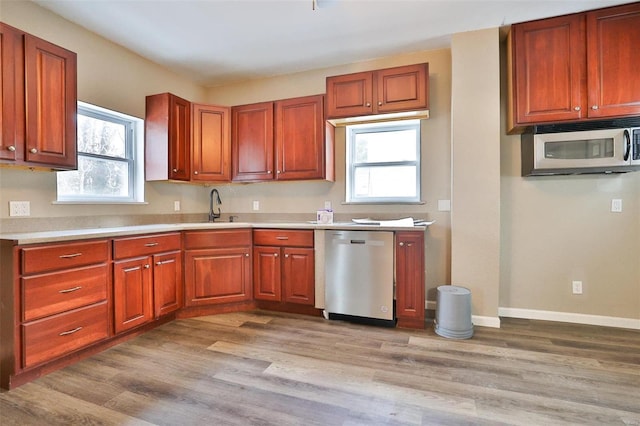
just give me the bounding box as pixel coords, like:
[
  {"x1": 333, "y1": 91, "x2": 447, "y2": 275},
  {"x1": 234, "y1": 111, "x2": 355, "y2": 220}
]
[{"x1": 1, "y1": 311, "x2": 639, "y2": 425}]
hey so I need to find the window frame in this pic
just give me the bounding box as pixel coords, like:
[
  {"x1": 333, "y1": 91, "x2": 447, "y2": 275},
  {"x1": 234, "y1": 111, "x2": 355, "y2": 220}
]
[
  {"x1": 345, "y1": 120, "x2": 421, "y2": 204},
  {"x1": 56, "y1": 101, "x2": 145, "y2": 204}
]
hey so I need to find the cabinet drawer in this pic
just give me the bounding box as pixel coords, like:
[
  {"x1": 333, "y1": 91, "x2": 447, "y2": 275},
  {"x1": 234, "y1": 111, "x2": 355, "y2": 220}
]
[
  {"x1": 253, "y1": 229, "x2": 313, "y2": 247},
  {"x1": 184, "y1": 229, "x2": 251, "y2": 249},
  {"x1": 113, "y1": 233, "x2": 181, "y2": 259},
  {"x1": 22, "y1": 264, "x2": 108, "y2": 322},
  {"x1": 22, "y1": 301, "x2": 109, "y2": 368},
  {"x1": 22, "y1": 240, "x2": 109, "y2": 275}
]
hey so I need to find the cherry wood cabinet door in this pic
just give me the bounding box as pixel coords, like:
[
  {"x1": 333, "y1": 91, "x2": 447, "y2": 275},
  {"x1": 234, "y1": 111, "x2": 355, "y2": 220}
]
[
  {"x1": 586, "y1": 3, "x2": 640, "y2": 119},
  {"x1": 145, "y1": 93, "x2": 191, "y2": 181},
  {"x1": 0, "y1": 23, "x2": 22, "y2": 161},
  {"x1": 184, "y1": 247, "x2": 252, "y2": 306},
  {"x1": 282, "y1": 247, "x2": 315, "y2": 306},
  {"x1": 153, "y1": 251, "x2": 183, "y2": 318},
  {"x1": 253, "y1": 246, "x2": 281, "y2": 301},
  {"x1": 192, "y1": 103, "x2": 231, "y2": 181},
  {"x1": 376, "y1": 63, "x2": 429, "y2": 114},
  {"x1": 511, "y1": 14, "x2": 586, "y2": 125},
  {"x1": 395, "y1": 232, "x2": 425, "y2": 329},
  {"x1": 231, "y1": 102, "x2": 274, "y2": 182},
  {"x1": 113, "y1": 256, "x2": 153, "y2": 334},
  {"x1": 326, "y1": 71, "x2": 374, "y2": 118},
  {"x1": 275, "y1": 95, "x2": 325, "y2": 180},
  {"x1": 24, "y1": 33, "x2": 77, "y2": 169}
]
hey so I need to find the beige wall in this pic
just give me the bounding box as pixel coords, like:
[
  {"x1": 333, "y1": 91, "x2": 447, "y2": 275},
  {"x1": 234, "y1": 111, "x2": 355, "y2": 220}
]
[{"x1": 450, "y1": 29, "x2": 502, "y2": 324}]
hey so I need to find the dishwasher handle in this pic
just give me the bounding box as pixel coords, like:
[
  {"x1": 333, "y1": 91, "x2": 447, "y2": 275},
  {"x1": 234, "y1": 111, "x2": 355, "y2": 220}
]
[{"x1": 350, "y1": 240, "x2": 366, "y2": 244}]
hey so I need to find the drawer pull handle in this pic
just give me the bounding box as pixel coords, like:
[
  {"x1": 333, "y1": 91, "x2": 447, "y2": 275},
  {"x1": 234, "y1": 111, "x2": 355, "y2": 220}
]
[
  {"x1": 155, "y1": 260, "x2": 172, "y2": 266},
  {"x1": 59, "y1": 326, "x2": 83, "y2": 336},
  {"x1": 144, "y1": 242, "x2": 159, "y2": 247},
  {"x1": 59, "y1": 286, "x2": 82, "y2": 294},
  {"x1": 275, "y1": 236, "x2": 289, "y2": 240},
  {"x1": 59, "y1": 253, "x2": 82, "y2": 259}
]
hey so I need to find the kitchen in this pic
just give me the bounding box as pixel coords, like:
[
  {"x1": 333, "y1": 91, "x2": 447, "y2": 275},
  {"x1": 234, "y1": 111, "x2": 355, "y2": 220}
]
[{"x1": 0, "y1": 0, "x2": 639, "y2": 423}]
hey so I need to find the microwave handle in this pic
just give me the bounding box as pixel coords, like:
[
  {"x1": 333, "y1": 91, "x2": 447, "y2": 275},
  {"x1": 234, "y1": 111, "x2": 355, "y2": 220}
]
[{"x1": 623, "y1": 129, "x2": 631, "y2": 161}]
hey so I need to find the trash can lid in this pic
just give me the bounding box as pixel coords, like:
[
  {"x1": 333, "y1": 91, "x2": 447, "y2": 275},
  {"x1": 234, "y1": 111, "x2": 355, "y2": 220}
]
[{"x1": 437, "y1": 285, "x2": 471, "y2": 295}]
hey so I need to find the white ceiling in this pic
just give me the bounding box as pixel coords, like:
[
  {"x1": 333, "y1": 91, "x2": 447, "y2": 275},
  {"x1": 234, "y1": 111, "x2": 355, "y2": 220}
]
[{"x1": 34, "y1": 0, "x2": 629, "y2": 87}]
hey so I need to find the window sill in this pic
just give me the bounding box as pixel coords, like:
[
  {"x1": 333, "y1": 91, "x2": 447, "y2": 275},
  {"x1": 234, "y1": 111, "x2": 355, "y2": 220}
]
[
  {"x1": 342, "y1": 201, "x2": 425, "y2": 205},
  {"x1": 52, "y1": 200, "x2": 149, "y2": 205}
]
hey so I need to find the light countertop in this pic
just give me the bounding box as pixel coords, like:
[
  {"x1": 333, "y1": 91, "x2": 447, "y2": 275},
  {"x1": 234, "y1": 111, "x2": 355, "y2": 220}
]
[{"x1": 0, "y1": 221, "x2": 429, "y2": 245}]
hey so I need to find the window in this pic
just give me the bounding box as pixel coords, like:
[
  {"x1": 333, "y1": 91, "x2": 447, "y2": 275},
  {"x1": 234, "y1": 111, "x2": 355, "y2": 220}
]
[
  {"x1": 346, "y1": 120, "x2": 421, "y2": 203},
  {"x1": 56, "y1": 102, "x2": 144, "y2": 203}
]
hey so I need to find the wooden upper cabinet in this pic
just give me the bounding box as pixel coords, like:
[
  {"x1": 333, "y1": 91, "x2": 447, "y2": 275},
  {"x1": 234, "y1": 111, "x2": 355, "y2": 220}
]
[
  {"x1": 192, "y1": 103, "x2": 231, "y2": 181},
  {"x1": 586, "y1": 3, "x2": 640, "y2": 119},
  {"x1": 509, "y1": 3, "x2": 640, "y2": 131},
  {"x1": 231, "y1": 101, "x2": 274, "y2": 182},
  {"x1": 326, "y1": 63, "x2": 429, "y2": 119},
  {"x1": 232, "y1": 95, "x2": 332, "y2": 182},
  {"x1": 510, "y1": 14, "x2": 586, "y2": 127},
  {"x1": 145, "y1": 93, "x2": 191, "y2": 181},
  {"x1": 0, "y1": 23, "x2": 77, "y2": 169},
  {"x1": 275, "y1": 95, "x2": 325, "y2": 180}
]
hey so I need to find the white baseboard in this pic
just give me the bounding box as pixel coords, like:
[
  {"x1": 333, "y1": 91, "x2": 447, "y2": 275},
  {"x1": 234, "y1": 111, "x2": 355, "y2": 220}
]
[
  {"x1": 472, "y1": 315, "x2": 501, "y2": 328},
  {"x1": 499, "y1": 307, "x2": 640, "y2": 330}
]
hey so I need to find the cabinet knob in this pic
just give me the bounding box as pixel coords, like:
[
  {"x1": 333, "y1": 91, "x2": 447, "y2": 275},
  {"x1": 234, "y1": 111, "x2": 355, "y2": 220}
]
[
  {"x1": 285, "y1": 254, "x2": 289, "y2": 258},
  {"x1": 144, "y1": 264, "x2": 150, "y2": 269},
  {"x1": 194, "y1": 171, "x2": 199, "y2": 175},
  {"x1": 29, "y1": 148, "x2": 38, "y2": 154},
  {"x1": 7, "y1": 145, "x2": 16, "y2": 152},
  {"x1": 378, "y1": 101, "x2": 383, "y2": 106},
  {"x1": 574, "y1": 106, "x2": 581, "y2": 111},
  {"x1": 277, "y1": 170, "x2": 281, "y2": 174},
  {"x1": 366, "y1": 102, "x2": 371, "y2": 107},
  {"x1": 172, "y1": 168, "x2": 178, "y2": 172},
  {"x1": 267, "y1": 170, "x2": 272, "y2": 174},
  {"x1": 399, "y1": 242, "x2": 404, "y2": 247},
  {"x1": 274, "y1": 253, "x2": 278, "y2": 257},
  {"x1": 591, "y1": 105, "x2": 599, "y2": 110},
  {"x1": 245, "y1": 253, "x2": 249, "y2": 257}
]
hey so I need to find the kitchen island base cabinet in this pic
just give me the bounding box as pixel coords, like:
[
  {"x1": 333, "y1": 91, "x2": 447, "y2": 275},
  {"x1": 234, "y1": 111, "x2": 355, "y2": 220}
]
[
  {"x1": 184, "y1": 230, "x2": 252, "y2": 306},
  {"x1": 395, "y1": 231, "x2": 425, "y2": 329}
]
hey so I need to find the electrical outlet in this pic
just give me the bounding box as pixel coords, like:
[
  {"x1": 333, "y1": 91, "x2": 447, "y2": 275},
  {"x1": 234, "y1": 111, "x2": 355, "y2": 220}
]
[
  {"x1": 174, "y1": 201, "x2": 181, "y2": 212},
  {"x1": 9, "y1": 201, "x2": 30, "y2": 217},
  {"x1": 572, "y1": 280, "x2": 583, "y2": 295},
  {"x1": 438, "y1": 199, "x2": 451, "y2": 212},
  {"x1": 611, "y1": 199, "x2": 622, "y2": 213},
  {"x1": 252, "y1": 200, "x2": 260, "y2": 211},
  {"x1": 324, "y1": 201, "x2": 332, "y2": 210}
]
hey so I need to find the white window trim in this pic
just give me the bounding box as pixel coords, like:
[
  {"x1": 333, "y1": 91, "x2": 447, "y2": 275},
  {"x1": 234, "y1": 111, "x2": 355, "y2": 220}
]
[
  {"x1": 345, "y1": 120, "x2": 422, "y2": 204},
  {"x1": 55, "y1": 101, "x2": 145, "y2": 204}
]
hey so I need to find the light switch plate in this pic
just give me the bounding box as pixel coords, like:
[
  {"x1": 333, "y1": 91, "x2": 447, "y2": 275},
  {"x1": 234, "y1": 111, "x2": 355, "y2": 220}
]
[
  {"x1": 252, "y1": 200, "x2": 260, "y2": 211},
  {"x1": 437, "y1": 199, "x2": 451, "y2": 212},
  {"x1": 611, "y1": 199, "x2": 622, "y2": 212}
]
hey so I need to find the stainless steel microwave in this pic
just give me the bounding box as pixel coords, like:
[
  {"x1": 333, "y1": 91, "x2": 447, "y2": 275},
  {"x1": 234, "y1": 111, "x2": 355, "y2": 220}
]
[{"x1": 521, "y1": 126, "x2": 640, "y2": 176}]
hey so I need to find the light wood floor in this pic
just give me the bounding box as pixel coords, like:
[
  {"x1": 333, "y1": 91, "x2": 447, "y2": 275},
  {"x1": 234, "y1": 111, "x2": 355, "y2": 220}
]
[{"x1": 1, "y1": 310, "x2": 639, "y2": 425}]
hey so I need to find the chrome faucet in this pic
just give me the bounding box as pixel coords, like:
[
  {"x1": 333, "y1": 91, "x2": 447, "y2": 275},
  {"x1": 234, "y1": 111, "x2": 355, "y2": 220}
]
[{"x1": 209, "y1": 188, "x2": 222, "y2": 222}]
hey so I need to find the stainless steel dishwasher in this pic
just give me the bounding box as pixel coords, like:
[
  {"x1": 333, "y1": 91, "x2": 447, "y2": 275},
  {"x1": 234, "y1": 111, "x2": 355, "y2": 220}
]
[{"x1": 324, "y1": 230, "x2": 395, "y2": 326}]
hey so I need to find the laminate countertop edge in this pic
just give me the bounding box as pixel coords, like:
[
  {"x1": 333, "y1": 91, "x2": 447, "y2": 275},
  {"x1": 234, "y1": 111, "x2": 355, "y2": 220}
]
[{"x1": 0, "y1": 222, "x2": 429, "y2": 245}]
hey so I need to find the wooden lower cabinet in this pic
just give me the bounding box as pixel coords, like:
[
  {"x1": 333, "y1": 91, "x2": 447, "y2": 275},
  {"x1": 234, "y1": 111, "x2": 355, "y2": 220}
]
[
  {"x1": 253, "y1": 229, "x2": 315, "y2": 306},
  {"x1": 395, "y1": 231, "x2": 425, "y2": 329},
  {"x1": 113, "y1": 256, "x2": 153, "y2": 334},
  {"x1": 112, "y1": 233, "x2": 182, "y2": 333},
  {"x1": 153, "y1": 251, "x2": 182, "y2": 318},
  {"x1": 184, "y1": 230, "x2": 252, "y2": 306}
]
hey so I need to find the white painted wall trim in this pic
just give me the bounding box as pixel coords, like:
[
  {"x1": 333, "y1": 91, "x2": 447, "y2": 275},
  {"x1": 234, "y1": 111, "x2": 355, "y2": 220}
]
[
  {"x1": 472, "y1": 315, "x2": 501, "y2": 328},
  {"x1": 499, "y1": 307, "x2": 640, "y2": 330}
]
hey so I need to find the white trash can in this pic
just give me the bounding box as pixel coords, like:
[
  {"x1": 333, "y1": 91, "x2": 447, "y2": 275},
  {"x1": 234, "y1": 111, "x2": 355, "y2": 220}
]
[{"x1": 434, "y1": 285, "x2": 473, "y2": 339}]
